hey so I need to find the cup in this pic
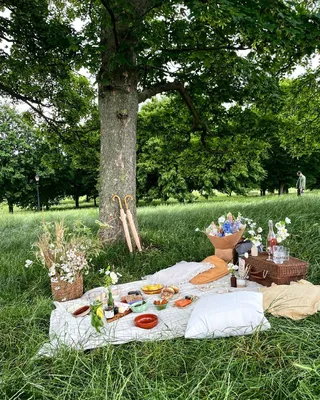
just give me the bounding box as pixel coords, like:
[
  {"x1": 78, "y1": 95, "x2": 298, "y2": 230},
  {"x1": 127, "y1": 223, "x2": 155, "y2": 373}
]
[
  {"x1": 273, "y1": 245, "x2": 285, "y2": 264},
  {"x1": 283, "y1": 247, "x2": 290, "y2": 262},
  {"x1": 237, "y1": 279, "x2": 247, "y2": 288}
]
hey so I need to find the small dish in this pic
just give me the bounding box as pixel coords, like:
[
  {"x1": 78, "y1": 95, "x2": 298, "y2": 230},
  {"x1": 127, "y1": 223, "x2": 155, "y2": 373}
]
[
  {"x1": 130, "y1": 300, "x2": 148, "y2": 313},
  {"x1": 153, "y1": 299, "x2": 168, "y2": 310},
  {"x1": 72, "y1": 305, "x2": 90, "y2": 318},
  {"x1": 134, "y1": 314, "x2": 158, "y2": 329}
]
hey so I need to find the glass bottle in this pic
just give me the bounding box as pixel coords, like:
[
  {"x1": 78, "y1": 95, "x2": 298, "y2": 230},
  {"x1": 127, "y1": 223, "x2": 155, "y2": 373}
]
[
  {"x1": 267, "y1": 220, "x2": 277, "y2": 256},
  {"x1": 104, "y1": 288, "x2": 114, "y2": 319},
  {"x1": 230, "y1": 275, "x2": 237, "y2": 288}
]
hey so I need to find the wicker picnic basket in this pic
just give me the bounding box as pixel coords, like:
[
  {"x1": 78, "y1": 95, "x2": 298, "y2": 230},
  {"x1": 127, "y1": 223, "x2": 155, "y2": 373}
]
[
  {"x1": 247, "y1": 252, "x2": 308, "y2": 287},
  {"x1": 51, "y1": 274, "x2": 84, "y2": 301}
]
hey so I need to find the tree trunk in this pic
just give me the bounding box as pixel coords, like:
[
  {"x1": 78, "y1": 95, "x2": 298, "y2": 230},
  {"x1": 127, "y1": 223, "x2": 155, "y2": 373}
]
[
  {"x1": 94, "y1": 196, "x2": 97, "y2": 207},
  {"x1": 74, "y1": 195, "x2": 80, "y2": 209},
  {"x1": 8, "y1": 201, "x2": 13, "y2": 213},
  {"x1": 260, "y1": 189, "x2": 266, "y2": 196},
  {"x1": 98, "y1": 85, "x2": 138, "y2": 242},
  {"x1": 97, "y1": 11, "x2": 139, "y2": 243},
  {"x1": 278, "y1": 182, "x2": 285, "y2": 195}
]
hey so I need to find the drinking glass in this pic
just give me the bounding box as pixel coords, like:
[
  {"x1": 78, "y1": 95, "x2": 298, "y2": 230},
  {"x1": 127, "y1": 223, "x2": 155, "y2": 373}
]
[
  {"x1": 283, "y1": 247, "x2": 290, "y2": 262},
  {"x1": 273, "y1": 245, "x2": 284, "y2": 264},
  {"x1": 266, "y1": 240, "x2": 272, "y2": 261}
]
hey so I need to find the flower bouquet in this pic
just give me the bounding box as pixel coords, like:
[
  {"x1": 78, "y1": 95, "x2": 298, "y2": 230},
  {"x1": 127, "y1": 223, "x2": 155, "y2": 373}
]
[
  {"x1": 197, "y1": 213, "x2": 246, "y2": 262},
  {"x1": 33, "y1": 220, "x2": 101, "y2": 301}
]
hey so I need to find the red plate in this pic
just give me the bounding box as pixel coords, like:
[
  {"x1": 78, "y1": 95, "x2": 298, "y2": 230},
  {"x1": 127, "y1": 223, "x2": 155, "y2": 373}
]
[{"x1": 134, "y1": 313, "x2": 158, "y2": 329}]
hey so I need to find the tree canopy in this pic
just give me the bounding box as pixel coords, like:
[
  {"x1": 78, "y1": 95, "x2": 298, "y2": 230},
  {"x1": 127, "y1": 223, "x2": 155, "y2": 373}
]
[{"x1": 1, "y1": 0, "x2": 320, "y2": 239}]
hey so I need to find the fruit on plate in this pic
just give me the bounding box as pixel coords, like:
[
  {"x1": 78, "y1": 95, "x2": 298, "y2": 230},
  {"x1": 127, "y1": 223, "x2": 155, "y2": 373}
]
[{"x1": 142, "y1": 283, "x2": 163, "y2": 291}]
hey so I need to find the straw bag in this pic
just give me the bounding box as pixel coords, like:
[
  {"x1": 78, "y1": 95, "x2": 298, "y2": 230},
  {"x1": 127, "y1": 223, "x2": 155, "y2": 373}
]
[{"x1": 51, "y1": 274, "x2": 84, "y2": 301}]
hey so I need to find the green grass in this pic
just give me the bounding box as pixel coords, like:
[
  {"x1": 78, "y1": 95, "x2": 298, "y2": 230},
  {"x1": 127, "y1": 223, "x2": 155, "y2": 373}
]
[{"x1": 1, "y1": 193, "x2": 320, "y2": 399}]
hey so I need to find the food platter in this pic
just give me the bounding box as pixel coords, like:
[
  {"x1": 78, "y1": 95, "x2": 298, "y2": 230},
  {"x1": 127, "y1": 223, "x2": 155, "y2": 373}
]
[
  {"x1": 174, "y1": 296, "x2": 199, "y2": 308},
  {"x1": 141, "y1": 284, "x2": 163, "y2": 295}
]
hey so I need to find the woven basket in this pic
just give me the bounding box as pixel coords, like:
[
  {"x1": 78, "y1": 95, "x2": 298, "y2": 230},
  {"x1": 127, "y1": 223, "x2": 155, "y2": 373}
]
[
  {"x1": 51, "y1": 274, "x2": 84, "y2": 301},
  {"x1": 247, "y1": 252, "x2": 308, "y2": 286}
]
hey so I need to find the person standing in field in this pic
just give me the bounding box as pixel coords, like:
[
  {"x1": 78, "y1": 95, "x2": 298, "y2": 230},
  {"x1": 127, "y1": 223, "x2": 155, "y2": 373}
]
[{"x1": 296, "y1": 171, "x2": 306, "y2": 196}]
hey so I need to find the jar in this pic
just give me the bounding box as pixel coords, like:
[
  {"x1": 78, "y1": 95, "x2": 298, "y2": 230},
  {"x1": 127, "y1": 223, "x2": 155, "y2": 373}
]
[
  {"x1": 104, "y1": 306, "x2": 114, "y2": 319},
  {"x1": 230, "y1": 275, "x2": 237, "y2": 288}
]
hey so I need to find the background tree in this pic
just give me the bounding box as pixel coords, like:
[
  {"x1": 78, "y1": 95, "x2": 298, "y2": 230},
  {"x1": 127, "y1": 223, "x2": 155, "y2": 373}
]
[{"x1": 1, "y1": 0, "x2": 319, "y2": 241}]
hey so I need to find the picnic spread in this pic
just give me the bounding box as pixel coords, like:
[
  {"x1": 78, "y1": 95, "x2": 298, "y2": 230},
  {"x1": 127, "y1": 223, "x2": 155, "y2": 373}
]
[
  {"x1": 38, "y1": 263, "x2": 265, "y2": 356},
  {"x1": 36, "y1": 212, "x2": 320, "y2": 356}
]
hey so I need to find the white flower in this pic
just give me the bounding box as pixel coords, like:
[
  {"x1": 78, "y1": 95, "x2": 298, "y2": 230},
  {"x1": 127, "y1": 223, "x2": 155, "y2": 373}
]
[
  {"x1": 275, "y1": 222, "x2": 281, "y2": 229},
  {"x1": 285, "y1": 217, "x2": 291, "y2": 224},
  {"x1": 248, "y1": 230, "x2": 255, "y2": 236},
  {"x1": 99, "y1": 268, "x2": 104, "y2": 274},
  {"x1": 257, "y1": 227, "x2": 263, "y2": 233},
  {"x1": 195, "y1": 228, "x2": 200, "y2": 232},
  {"x1": 110, "y1": 271, "x2": 118, "y2": 284},
  {"x1": 105, "y1": 270, "x2": 110, "y2": 275},
  {"x1": 25, "y1": 259, "x2": 33, "y2": 268},
  {"x1": 218, "y1": 216, "x2": 225, "y2": 224},
  {"x1": 244, "y1": 252, "x2": 249, "y2": 259},
  {"x1": 227, "y1": 263, "x2": 238, "y2": 271}
]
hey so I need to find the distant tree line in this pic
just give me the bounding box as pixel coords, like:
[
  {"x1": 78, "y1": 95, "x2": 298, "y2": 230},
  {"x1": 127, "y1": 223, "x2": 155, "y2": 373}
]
[{"x1": 1, "y1": 68, "x2": 320, "y2": 212}]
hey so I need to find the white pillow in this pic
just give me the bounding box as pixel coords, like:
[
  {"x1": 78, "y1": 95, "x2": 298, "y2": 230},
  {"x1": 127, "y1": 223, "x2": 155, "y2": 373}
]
[
  {"x1": 143, "y1": 261, "x2": 213, "y2": 286},
  {"x1": 185, "y1": 291, "x2": 270, "y2": 339}
]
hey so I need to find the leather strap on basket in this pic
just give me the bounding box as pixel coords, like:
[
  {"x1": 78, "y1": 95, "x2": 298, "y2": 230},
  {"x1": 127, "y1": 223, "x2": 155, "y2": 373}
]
[{"x1": 250, "y1": 270, "x2": 269, "y2": 279}]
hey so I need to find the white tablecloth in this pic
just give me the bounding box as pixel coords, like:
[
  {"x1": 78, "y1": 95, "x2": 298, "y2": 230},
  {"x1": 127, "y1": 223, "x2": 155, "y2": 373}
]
[{"x1": 39, "y1": 275, "x2": 262, "y2": 356}]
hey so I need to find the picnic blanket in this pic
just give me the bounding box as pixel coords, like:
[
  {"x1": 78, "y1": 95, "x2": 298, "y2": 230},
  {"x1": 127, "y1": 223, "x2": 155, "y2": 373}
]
[{"x1": 39, "y1": 274, "x2": 262, "y2": 357}]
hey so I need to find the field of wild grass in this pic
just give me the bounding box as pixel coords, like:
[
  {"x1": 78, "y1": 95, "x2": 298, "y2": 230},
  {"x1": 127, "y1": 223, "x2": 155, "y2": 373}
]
[{"x1": 1, "y1": 194, "x2": 320, "y2": 399}]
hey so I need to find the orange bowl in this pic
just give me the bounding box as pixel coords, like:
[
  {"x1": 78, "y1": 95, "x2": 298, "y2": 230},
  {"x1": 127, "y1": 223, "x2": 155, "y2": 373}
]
[{"x1": 134, "y1": 313, "x2": 158, "y2": 329}]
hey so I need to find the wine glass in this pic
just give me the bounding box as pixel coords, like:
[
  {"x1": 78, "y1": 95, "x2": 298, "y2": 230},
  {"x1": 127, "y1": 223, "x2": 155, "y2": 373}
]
[{"x1": 266, "y1": 240, "x2": 272, "y2": 261}]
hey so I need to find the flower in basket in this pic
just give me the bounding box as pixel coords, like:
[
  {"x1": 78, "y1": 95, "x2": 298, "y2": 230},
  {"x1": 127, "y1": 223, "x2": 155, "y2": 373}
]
[
  {"x1": 32, "y1": 220, "x2": 102, "y2": 301},
  {"x1": 275, "y1": 218, "x2": 291, "y2": 243}
]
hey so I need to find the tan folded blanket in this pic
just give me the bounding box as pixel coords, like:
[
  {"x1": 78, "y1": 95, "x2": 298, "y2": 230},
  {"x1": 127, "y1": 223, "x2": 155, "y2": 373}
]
[
  {"x1": 189, "y1": 255, "x2": 229, "y2": 284},
  {"x1": 260, "y1": 280, "x2": 320, "y2": 320}
]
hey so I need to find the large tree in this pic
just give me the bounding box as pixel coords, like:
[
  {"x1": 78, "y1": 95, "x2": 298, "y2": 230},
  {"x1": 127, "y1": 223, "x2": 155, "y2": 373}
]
[{"x1": 1, "y1": 0, "x2": 319, "y2": 241}]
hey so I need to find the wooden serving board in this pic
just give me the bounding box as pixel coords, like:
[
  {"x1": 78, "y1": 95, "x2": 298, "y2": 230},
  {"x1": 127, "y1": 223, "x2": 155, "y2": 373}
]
[{"x1": 106, "y1": 308, "x2": 132, "y2": 323}]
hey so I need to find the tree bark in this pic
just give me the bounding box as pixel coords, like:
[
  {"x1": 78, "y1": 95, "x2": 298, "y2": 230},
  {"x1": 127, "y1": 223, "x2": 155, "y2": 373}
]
[
  {"x1": 8, "y1": 201, "x2": 13, "y2": 213},
  {"x1": 98, "y1": 12, "x2": 139, "y2": 243}
]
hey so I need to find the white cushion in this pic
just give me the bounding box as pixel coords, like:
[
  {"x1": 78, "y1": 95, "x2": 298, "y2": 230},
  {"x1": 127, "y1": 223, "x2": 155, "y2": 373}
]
[
  {"x1": 185, "y1": 291, "x2": 270, "y2": 339},
  {"x1": 143, "y1": 261, "x2": 213, "y2": 286}
]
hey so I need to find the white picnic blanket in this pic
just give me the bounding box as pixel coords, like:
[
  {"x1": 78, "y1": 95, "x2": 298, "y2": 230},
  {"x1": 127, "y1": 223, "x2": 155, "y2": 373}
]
[{"x1": 39, "y1": 275, "x2": 262, "y2": 356}]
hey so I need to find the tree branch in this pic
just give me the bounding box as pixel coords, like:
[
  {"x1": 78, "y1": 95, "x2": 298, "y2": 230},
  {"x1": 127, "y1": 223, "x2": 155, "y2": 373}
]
[
  {"x1": 100, "y1": 0, "x2": 120, "y2": 50},
  {"x1": 159, "y1": 45, "x2": 250, "y2": 54},
  {"x1": 138, "y1": 81, "x2": 212, "y2": 134}
]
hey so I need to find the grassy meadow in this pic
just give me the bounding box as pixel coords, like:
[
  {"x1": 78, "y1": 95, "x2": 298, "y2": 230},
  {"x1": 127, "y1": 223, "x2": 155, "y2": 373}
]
[{"x1": 1, "y1": 194, "x2": 320, "y2": 399}]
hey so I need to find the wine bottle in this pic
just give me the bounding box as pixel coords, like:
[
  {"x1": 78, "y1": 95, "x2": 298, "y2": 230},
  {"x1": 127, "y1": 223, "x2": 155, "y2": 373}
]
[{"x1": 267, "y1": 220, "x2": 277, "y2": 254}]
